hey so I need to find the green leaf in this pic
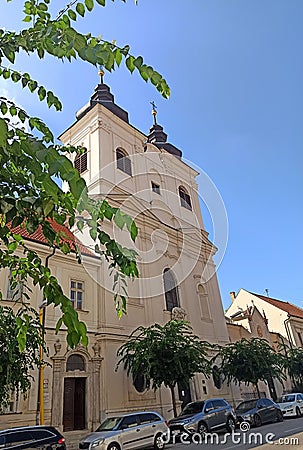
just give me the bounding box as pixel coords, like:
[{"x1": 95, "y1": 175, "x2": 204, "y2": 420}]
[
  {"x1": 42, "y1": 198, "x2": 54, "y2": 216},
  {"x1": 0, "y1": 102, "x2": 8, "y2": 115},
  {"x1": 0, "y1": 119, "x2": 8, "y2": 147},
  {"x1": 9, "y1": 106, "x2": 17, "y2": 116},
  {"x1": 126, "y1": 56, "x2": 135, "y2": 73},
  {"x1": 85, "y1": 0, "x2": 94, "y2": 11},
  {"x1": 115, "y1": 48, "x2": 122, "y2": 66},
  {"x1": 38, "y1": 86, "x2": 46, "y2": 100},
  {"x1": 68, "y1": 9, "x2": 77, "y2": 20},
  {"x1": 96, "y1": 0, "x2": 105, "y2": 5},
  {"x1": 76, "y1": 2, "x2": 85, "y2": 16},
  {"x1": 133, "y1": 56, "x2": 143, "y2": 68}
]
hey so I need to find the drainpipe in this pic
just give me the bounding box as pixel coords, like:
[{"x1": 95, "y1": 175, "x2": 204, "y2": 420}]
[{"x1": 36, "y1": 247, "x2": 56, "y2": 425}]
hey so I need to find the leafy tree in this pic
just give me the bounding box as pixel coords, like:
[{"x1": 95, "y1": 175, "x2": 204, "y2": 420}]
[
  {"x1": 116, "y1": 320, "x2": 212, "y2": 417},
  {"x1": 282, "y1": 346, "x2": 303, "y2": 391},
  {"x1": 0, "y1": 0, "x2": 169, "y2": 406},
  {"x1": 0, "y1": 305, "x2": 46, "y2": 412},
  {"x1": 0, "y1": 0, "x2": 170, "y2": 344},
  {"x1": 216, "y1": 337, "x2": 285, "y2": 397}
]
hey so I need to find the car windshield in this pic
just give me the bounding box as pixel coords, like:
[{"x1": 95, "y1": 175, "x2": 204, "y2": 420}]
[
  {"x1": 96, "y1": 417, "x2": 122, "y2": 431},
  {"x1": 236, "y1": 400, "x2": 258, "y2": 412},
  {"x1": 281, "y1": 395, "x2": 295, "y2": 403},
  {"x1": 181, "y1": 402, "x2": 204, "y2": 415}
]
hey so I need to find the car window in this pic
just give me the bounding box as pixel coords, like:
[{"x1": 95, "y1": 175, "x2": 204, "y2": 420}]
[
  {"x1": 263, "y1": 399, "x2": 273, "y2": 407},
  {"x1": 212, "y1": 400, "x2": 227, "y2": 409},
  {"x1": 258, "y1": 399, "x2": 267, "y2": 408},
  {"x1": 298, "y1": 394, "x2": 303, "y2": 401},
  {"x1": 236, "y1": 400, "x2": 257, "y2": 412},
  {"x1": 96, "y1": 417, "x2": 122, "y2": 431},
  {"x1": 120, "y1": 416, "x2": 139, "y2": 429},
  {"x1": 282, "y1": 395, "x2": 295, "y2": 403},
  {"x1": 182, "y1": 402, "x2": 204, "y2": 415},
  {"x1": 204, "y1": 401, "x2": 215, "y2": 412},
  {"x1": 138, "y1": 413, "x2": 160, "y2": 424},
  {"x1": 30, "y1": 429, "x2": 54, "y2": 440},
  {"x1": 2, "y1": 430, "x2": 33, "y2": 446}
]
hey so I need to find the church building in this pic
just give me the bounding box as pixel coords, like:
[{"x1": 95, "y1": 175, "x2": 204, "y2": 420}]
[{"x1": 0, "y1": 76, "x2": 233, "y2": 434}]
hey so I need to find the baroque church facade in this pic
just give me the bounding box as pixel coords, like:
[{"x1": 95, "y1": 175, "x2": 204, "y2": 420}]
[{"x1": 0, "y1": 79, "x2": 234, "y2": 433}]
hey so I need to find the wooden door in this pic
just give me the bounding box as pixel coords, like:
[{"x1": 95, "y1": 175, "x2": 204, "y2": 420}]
[{"x1": 63, "y1": 378, "x2": 86, "y2": 431}]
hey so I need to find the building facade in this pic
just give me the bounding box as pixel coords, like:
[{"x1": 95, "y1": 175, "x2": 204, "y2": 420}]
[{"x1": 1, "y1": 81, "x2": 233, "y2": 433}]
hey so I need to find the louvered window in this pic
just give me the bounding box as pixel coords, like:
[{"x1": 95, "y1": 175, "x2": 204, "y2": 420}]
[
  {"x1": 116, "y1": 148, "x2": 132, "y2": 176},
  {"x1": 74, "y1": 148, "x2": 88, "y2": 174}
]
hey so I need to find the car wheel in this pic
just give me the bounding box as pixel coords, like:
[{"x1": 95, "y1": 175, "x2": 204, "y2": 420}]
[
  {"x1": 198, "y1": 422, "x2": 208, "y2": 436},
  {"x1": 107, "y1": 443, "x2": 121, "y2": 450},
  {"x1": 253, "y1": 414, "x2": 262, "y2": 427},
  {"x1": 296, "y1": 407, "x2": 302, "y2": 418},
  {"x1": 276, "y1": 410, "x2": 283, "y2": 422},
  {"x1": 226, "y1": 416, "x2": 236, "y2": 432},
  {"x1": 154, "y1": 433, "x2": 165, "y2": 450}
]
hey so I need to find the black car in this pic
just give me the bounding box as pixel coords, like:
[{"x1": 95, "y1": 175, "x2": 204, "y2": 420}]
[
  {"x1": 0, "y1": 425, "x2": 66, "y2": 449},
  {"x1": 235, "y1": 398, "x2": 283, "y2": 427}
]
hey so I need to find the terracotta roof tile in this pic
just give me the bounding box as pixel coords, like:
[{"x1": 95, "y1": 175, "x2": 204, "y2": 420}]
[
  {"x1": 251, "y1": 292, "x2": 303, "y2": 319},
  {"x1": 10, "y1": 219, "x2": 95, "y2": 257}
]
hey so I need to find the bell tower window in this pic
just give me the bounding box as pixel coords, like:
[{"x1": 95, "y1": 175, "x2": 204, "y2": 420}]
[
  {"x1": 178, "y1": 186, "x2": 192, "y2": 210},
  {"x1": 74, "y1": 148, "x2": 88, "y2": 174},
  {"x1": 116, "y1": 148, "x2": 132, "y2": 176}
]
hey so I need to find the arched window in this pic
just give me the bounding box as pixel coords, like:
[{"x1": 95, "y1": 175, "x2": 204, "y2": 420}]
[
  {"x1": 66, "y1": 354, "x2": 85, "y2": 372},
  {"x1": 163, "y1": 268, "x2": 180, "y2": 312},
  {"x1": 116, "y1": 148, "x2": 132, "y2": 176},
  {"x1": 74, "y1": 148, "x2": 88, "y2": 174},
  {"x1": 178, "y1": 186, "x2": 192, "y2": 210},
  {"x1": 197, "y1": 284, "x2": 210, "y2": 319}
]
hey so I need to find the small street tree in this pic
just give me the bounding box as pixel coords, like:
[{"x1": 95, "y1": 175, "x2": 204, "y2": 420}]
[
  {"x1": 0, "y1": 305, "x2": 46, "y2": 411},
  {"x1": 216, "y1": 337, "x2": 285, "y2": 398},
  {"x1": 116, "y1": 320, "x2": 212, "y2": 417},
  {"x1": 282, "y1": 346, "x2": 303, "y2": 391}
]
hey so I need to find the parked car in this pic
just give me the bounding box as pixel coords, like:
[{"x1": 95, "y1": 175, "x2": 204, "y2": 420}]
[
  {"x1": 235, "y1": 398, "x2": 283, "y2": 427},
  {"x1": 168, "y1": 398, "x2": 237, "y2": 436},
  {"x1": 78, "y1": 411, "x2": 168, "y2": 450},
  {"x1": 0, "y1": 425, "x2": 66, "y2": 449},
  {"x1": 277, "y1": 393, "x2": 303, "y2": 418}
]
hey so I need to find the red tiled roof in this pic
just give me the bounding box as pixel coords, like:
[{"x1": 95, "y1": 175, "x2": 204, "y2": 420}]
[
  {"x1": 10, "y1": 219, "x2": 95, "y2": 257},
  {"x1": 252, "y1": 292, "x2": 303, "y2": 319}
]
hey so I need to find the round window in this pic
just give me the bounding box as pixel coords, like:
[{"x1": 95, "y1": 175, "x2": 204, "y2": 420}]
[{"x1": 133, "y1": 372, "x2": 146, "y2": 393}]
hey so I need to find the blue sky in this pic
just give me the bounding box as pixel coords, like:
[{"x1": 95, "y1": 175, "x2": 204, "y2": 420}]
[{"x1": 2, "y1": 0, "x2": 303, "y2": 310}]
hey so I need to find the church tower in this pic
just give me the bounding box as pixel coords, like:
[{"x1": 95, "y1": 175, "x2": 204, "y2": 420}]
[{"x1": 59, "y1": 74, "x2": 232, "y2": 418}]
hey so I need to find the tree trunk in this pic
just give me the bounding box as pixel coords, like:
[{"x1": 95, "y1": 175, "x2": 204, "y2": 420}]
[
  {"x1": 170, "y1": 385, "x2": 177, "y2": 417},
  {"x1": 255, "y1": 382, "x2": 261, "y2": 398}
]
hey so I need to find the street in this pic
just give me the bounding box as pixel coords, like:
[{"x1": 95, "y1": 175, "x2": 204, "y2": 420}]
[{"x1": 168, "y1": 416, "x2": 303, "y2": 450}]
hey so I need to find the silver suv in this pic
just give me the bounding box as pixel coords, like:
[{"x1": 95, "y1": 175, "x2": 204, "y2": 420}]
[
  {"x1": 79, "y1": 411, "x2": 168, "y2": 450},
  {"x1": 168, "y1": 398, "x2": 236, "y2": 436}
]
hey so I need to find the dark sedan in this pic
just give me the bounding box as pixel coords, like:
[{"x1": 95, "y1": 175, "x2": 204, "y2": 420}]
[{"x1": 235, "y1": 398, "x2": 283, "y2": 427}]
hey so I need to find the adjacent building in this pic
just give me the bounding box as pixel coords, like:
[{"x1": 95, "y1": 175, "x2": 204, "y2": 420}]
[{"x1": 227, "y1": 289, "x2": 303, "y2": 348}]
